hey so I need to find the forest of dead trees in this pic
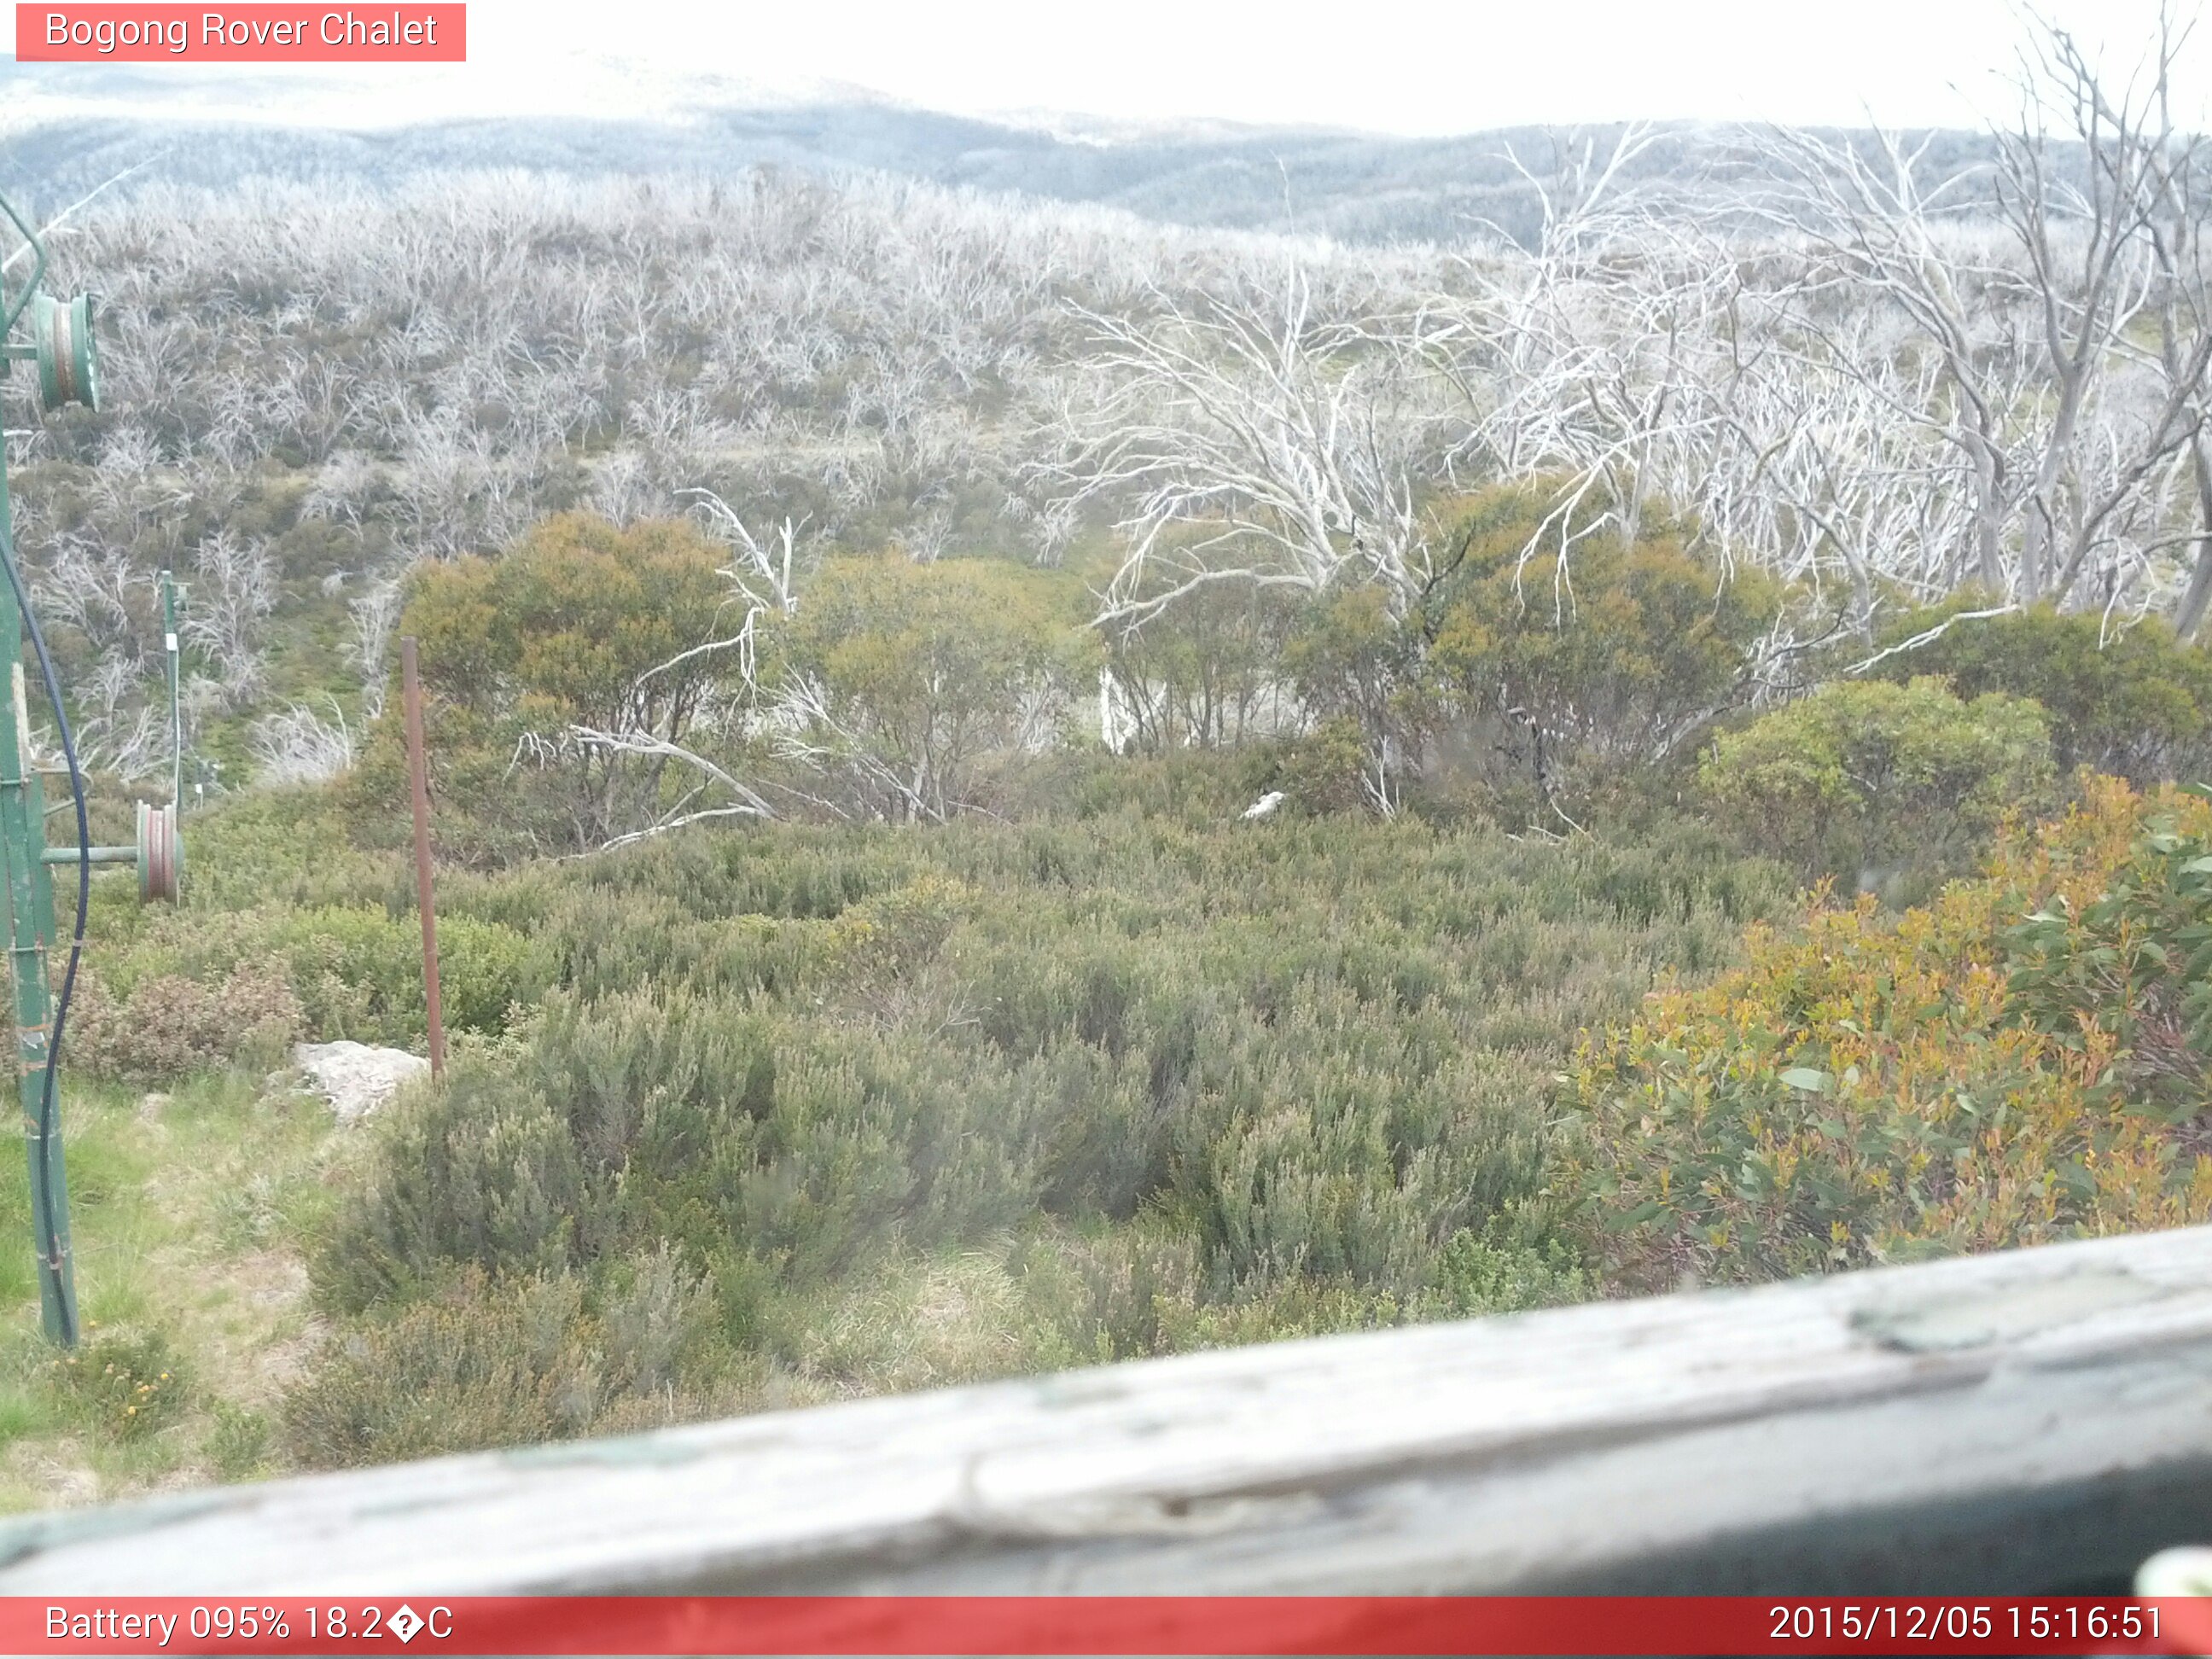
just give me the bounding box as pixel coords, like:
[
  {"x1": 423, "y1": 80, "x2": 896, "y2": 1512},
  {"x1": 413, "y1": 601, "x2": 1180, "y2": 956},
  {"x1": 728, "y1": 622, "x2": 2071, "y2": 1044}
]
[{"x1": 7, "y1": 10, "x2": 2212, "y2": 835}]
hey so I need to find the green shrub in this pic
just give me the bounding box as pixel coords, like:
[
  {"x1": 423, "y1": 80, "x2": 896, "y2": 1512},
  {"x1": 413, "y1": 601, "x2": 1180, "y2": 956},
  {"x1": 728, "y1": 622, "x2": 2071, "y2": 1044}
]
[
  {"x1": 2001, "y1": 782, "x2": 2212, "y2": 1115},
  {"x1": 271, "y1": 906, "x2": 542, "y2": 1041},
  {"x1": 1103, "y1": 576, "x2": 1300, "y2": 752},
  {"x1": 165, "y1": 785, "x2": 396, "y2": 913},
  {"x1": 358, "y1": 511, "x2": 741, "y2": 858},
  {"x1": 1869, "y1": 604, "x2": 2212, "y2": 784},
  {"x1": 1282, "y1": 586, "x2": 1429, "y2": 774},
  {"x1": 1422, "y1": 1221, "x2": 1591, "y2": 1318},
  {"x1": 86, "y1": 899, "x2": 544, "y2": 1050},
  {"x1": 315, "y1": 1059, "x2": 586, "y2": 1313},
  {"x1": 207, "y1": 1403, "x2": 273, "y2": 1480},
  {"x1": 1699, "y1": 677, "x2": 2054, "y2": 891},
  {"x1": 304, "y1": 796, "x2": 1790, "y2": 1411},
  {"x1": 824, "y1": 872, "x2": 971, "y2": 990},
  {"x1": 1423, "y1": 484, "x2": 1783, "y2": 814},
  {"x1": 1269, "y1": 717, "x2": 1375, "y2": 815},
  {"x1": 772, "y1": 553, "x2": 1091, "y2": 822}
]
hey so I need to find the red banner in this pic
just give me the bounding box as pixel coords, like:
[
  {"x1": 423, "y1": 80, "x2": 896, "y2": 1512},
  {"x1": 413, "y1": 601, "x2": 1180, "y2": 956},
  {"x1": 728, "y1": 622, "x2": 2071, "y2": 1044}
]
[
  {"x1": 3, "y1": 1597, "x2": 2209, "y2": 1656},
  {"x1": 15, "y1": 5, "x2": 464, "y2": 61}
]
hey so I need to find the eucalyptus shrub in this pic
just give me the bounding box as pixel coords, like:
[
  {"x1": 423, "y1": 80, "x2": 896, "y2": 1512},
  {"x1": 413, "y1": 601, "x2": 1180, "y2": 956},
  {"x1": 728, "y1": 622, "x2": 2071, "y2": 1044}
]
[
  {"x1": 1870, "y1": 604, "x2": 2212, "y2": 784},
  {"x1": 1699, "y1": 677, "x2": 2054, "y2": 893},
  {"x1": 1566, "y1": 777, "x2": 2212, "y2": 1293}
]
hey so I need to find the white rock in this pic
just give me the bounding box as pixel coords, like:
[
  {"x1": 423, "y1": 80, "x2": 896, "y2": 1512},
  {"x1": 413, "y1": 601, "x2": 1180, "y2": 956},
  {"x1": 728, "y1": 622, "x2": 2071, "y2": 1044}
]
[
  {"x1": 1240, "y1": 790, "x2": 1286, "y2": 821},
  {"x1": 293, "y1": 1041, "x2": 431, "y2": 1123}
]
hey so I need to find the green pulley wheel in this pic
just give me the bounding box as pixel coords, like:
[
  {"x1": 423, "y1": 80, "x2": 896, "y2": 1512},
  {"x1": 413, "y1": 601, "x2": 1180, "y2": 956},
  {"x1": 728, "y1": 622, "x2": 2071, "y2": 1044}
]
[{"x1": 33, "y1": 292, "x2": 98, "y2": 415}]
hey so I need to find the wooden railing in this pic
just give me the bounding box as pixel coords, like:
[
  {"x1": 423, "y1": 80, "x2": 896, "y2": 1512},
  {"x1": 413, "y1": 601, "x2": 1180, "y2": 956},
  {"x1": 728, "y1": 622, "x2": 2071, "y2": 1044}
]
[{"x1": 5, "y1": 1225, "x2": 2212, "y2": 1594}]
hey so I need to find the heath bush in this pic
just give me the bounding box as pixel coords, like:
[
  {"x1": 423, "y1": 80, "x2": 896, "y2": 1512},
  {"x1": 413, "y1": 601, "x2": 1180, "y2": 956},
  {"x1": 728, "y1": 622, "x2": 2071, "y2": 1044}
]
[
  {"x1": 69, "y1": 961, "x2": 302, "y2": 1082},
  {"x1": 1699, "y1": 677, "x2": 2054, "y2": 891},
  {"x1": 48, "y1": 1327, "x2": 188, "y2": 1442},
  {"x1": 285, "y1": 1266, "x2": 713, "y2": 1468}
]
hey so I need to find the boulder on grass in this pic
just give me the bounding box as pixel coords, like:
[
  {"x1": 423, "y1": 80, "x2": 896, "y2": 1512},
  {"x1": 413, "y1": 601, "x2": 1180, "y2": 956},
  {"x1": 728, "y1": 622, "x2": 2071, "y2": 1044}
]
[{"x1": 293, "y1": 1041, "x2": 430, "y2": 1123}]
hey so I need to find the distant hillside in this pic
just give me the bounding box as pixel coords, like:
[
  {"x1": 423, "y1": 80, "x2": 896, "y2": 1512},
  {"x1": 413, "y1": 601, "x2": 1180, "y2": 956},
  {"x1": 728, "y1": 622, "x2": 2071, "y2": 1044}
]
[{"x1": 0, "y1": 65, "x2": 2016, "y2": 245}]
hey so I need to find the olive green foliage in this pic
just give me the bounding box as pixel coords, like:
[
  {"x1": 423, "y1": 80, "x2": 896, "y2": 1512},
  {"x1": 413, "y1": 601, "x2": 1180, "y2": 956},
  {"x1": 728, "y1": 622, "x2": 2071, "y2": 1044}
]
[
  {"x1": 1283, "y1": 585, "x2": 1430, "y2": 769},
  {"x1": 1422, "y1": 487, "x2": 1784, "y2": 812},
  {"x1": 1240, "y1": 485, "x2": 1782, "y2": 821},
  {"x1": 1700, "y1": 678, "x2": 2055, "y2": 893},
  {"x1": 285, "y1": 1257, "x2": 711, "y2": 1467},
  {"x1": 364, "y1": 512, "x2": 736, "y2": 857},
  {"x1": 774, "y1": 554, "x2": 1090, "y2": 821},
  {"x1": 1271, "y1": 718, "x2": 1377, "y2": 816},
  {"x1": 2003, "y1": 784, "x2": 2212, "y2": 1115},
  {"x1": 362, "y1": 524, "x2": 1095, "y2": 854},
  {"x1": 1078, "y1": 486, "x2": 1778, "y2": 823},
  {"x1": 1567, "y1": 779, "x2": 2212, "y2": 1293},
  {"x1": 275, "y1": 907, "x2": 543, "y2": 1041},
  {"x1": 276, "y1": 790, "x2": 1785, "y2": 1465},
  {"x1": 80, "y1": 893, "x2": 546, "y2": 1053},
  {"x1": 53, "y1": 783, "x2": 539, "y2": 1068},
  {"x1": 407, "y1": 511, "x2": 732, "y2": 732},
  {"x1": 1870, "y1": 604, "x2": 2212, "y2": 784}
]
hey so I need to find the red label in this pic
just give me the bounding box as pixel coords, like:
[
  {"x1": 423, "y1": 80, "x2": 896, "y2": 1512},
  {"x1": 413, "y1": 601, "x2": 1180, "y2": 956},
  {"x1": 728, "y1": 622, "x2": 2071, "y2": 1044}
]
[
  {"x1": 0, "y1": 1596, "x2": 2203, "y2": 1656},
  {"x1": 15, "y1": 5, "x2": 465, "y2": 61}
]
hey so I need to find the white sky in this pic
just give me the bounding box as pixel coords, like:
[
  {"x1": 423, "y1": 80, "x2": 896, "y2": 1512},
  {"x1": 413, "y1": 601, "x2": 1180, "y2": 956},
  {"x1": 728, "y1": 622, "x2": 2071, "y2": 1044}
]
[{"x1": 8, "y1": 0, "x2": 2212, "y2": 137}]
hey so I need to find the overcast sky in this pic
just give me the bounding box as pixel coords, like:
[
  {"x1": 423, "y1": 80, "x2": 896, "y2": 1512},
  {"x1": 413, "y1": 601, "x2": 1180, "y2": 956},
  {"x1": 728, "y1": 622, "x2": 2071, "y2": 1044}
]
[{"x1": 9, "y1": 0, "x2": 2212, "y2": 137}]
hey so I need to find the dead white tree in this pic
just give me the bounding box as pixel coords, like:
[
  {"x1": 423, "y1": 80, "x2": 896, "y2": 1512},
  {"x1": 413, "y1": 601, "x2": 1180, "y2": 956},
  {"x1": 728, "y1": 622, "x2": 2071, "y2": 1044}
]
[
  {"x1": 183, "y1": 530, "x2": 276, "y2": 707},
  {"x1": 1743, "y1": 10, "x2": 2212, "y2": 625},
  {"x1": 2109, "y1": 3, "x2": 2212, "y2": 635},
  {"x1": 682, "y1": 492, "x2": 805, "y2": 688},
  {"x1": 1439, "y1": 122, "x2": 1708, "y2": 565},
  {"x1": 560, "y1": 726, "x2": 777, "y2": 847},
  {"x1": 1047, "y1": 265, "x2": 1453, "y2": 629},
  {"x1": 350, "y1": 579, "x2": 403, "y2": 718},
  {"x1": 249, "y1": 700, "x2": 356, "y2": 785}
]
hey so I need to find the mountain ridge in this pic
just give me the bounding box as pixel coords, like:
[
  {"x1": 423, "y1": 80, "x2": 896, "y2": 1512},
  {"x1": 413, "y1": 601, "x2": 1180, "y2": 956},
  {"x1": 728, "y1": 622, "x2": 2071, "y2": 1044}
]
[{"x1": 0, "y1": 65, "x2": 2013, "y2": 245}]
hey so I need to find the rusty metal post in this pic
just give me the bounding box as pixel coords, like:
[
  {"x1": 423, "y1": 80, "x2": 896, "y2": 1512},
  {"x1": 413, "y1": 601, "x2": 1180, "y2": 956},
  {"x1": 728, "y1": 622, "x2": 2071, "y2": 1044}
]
[{"x1": 400, "y1": 637, "x2": 446, "y2": 1078}]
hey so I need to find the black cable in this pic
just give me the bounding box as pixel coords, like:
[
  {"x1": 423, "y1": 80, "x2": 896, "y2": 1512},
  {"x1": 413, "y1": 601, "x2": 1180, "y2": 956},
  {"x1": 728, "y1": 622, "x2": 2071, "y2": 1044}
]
[
  {"x1": 0, "y1": 187, "x2": 82, "y2": 1345},
  {"x1": 0, "y1": 538, "x2": 85, "y2": 1348}
]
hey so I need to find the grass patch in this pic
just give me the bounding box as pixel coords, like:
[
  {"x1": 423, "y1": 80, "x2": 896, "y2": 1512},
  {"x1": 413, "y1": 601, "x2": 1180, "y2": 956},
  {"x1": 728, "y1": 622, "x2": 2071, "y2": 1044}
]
[{"x1": 0, "y1": 1067, "x2": 348, "y2": 1511}]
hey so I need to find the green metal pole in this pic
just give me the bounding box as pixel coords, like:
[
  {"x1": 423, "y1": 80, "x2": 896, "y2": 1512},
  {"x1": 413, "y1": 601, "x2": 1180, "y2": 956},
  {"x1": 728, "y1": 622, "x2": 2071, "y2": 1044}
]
[
  {"x1": 0, "y1": 434, "x2": 74, "y2": 1345},
  {"x1": 161, "y1": 573, "x2": 180, "y2": 809}
]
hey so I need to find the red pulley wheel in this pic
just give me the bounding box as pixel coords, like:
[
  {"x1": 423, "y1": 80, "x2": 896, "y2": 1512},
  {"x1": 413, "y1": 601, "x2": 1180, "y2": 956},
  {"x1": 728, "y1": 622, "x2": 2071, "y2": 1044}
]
[{"x1": 136, "y1": 800, "x2": 180, "y2": 903}]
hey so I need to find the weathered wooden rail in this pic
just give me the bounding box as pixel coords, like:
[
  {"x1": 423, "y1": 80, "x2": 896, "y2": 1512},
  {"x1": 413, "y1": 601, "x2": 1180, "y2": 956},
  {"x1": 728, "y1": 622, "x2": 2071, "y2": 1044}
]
[{"x1": 7, "y1": 1225, "x2": 2212, "y2": 1594}]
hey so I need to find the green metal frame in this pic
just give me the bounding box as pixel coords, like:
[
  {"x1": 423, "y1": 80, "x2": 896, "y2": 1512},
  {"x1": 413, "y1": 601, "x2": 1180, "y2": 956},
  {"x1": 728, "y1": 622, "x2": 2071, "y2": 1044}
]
[
  {"x1": 0, "y1": 435, "x2": 74, "y2": 1344},
  {"x1": 0, "y1": 185, "x2": 175, "y2": 1346}
]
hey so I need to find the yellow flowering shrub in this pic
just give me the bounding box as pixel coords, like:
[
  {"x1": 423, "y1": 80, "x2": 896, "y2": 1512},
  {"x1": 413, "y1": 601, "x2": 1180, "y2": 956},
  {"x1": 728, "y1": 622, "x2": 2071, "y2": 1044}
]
[
  {"x1": 49, "y1": 1328, "x2": 188, "y2": 1441},
  {"x1": 1565, "y1": 776, "x2": 2212, "y2": 1291}
]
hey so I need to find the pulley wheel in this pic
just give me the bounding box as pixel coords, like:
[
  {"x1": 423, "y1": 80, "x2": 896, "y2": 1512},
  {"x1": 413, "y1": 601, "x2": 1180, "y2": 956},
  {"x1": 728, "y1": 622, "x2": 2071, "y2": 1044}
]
[
  {"x1": 35, "y1": 292, "x2": 99, "y2": 415},
  {"x1": 136, "y1": 800, "x2": 181, "y2": 903}
]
